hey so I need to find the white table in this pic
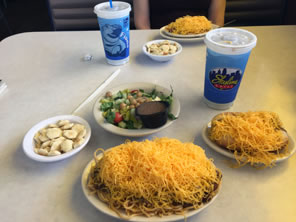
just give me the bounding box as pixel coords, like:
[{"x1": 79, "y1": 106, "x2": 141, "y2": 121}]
[{"x1": 0, "y1": 26, "x2": 295, "y2": 222}]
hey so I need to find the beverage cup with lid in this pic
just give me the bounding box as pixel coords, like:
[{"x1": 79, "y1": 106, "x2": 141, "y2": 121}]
[
  {"x1": 203, "y1": 28, "x2": 257, "y2": 109},
  {"x1": 94, "y1": 1, "x2": 131, "y2": 66}
]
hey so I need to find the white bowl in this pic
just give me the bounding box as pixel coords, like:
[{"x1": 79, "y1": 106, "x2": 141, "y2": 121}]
[
  {"x1": 82, "y1": 154, "x2": 221, "y2": 222},
  {"x1": 93, "y1": 82, "x2": 180, "y2": 137},
  {"x1": 143, "y1": 39, "x2": 182, "y2": 62},
  {"x1": 23, "y1": 115, "x2": 91, "y2": 162}
]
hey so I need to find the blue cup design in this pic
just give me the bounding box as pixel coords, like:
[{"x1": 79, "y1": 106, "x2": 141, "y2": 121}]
[
  {"x1": 98, "y1": 15, "x2": 130, "y2": 63},
  {"x1": 204, "y1": 48, "x2": 251, "y2": 104}
]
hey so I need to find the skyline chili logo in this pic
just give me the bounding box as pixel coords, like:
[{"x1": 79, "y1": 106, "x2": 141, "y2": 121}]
[{"x1": 209, "y1": 68, "x2": 242, "y2": 90}]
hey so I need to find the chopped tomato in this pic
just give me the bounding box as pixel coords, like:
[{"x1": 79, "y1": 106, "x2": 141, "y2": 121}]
[
  {"x1": 131, "y1": 90, "x2": 138, "y2": 94},
  {"x1": 114, "y1": 112, "x2": 123, "y2": 123}
]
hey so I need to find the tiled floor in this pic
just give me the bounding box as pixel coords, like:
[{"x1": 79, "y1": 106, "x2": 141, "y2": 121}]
[{"x1": 0, "y1": 0, "x2": 52, "y2": 41}]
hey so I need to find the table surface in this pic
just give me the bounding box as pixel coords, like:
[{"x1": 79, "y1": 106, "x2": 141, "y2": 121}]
[{"x1": 0, "y1": 26, "x2": 296, "y2": 222}]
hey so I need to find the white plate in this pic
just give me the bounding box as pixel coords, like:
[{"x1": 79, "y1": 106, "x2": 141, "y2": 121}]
[
  {"x1": 160, "y1": 28, "x2": 203, "y2": 43},
  {"x1": 161, "y1": 24, "x2": 219, "y2": 38},
  {"x1": 93, "y1": 82, "x2": 180, "y2": 137},
  {"x1": 202, "y1": 122, "x2": 296, "y2": 163},
  {"x1": 81, "y1": 154, "x2": 221, "y2": 222},
  {"x1": 23, "y1": 115, "x2": 91, "y2": 162}
]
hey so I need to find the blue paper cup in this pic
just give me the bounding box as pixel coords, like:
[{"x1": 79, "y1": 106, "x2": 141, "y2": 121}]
[
  {"x1": 203, "y1": 28, "x2": 257, "y2": 109},
  {"x1": 94, "y1": 1, "x2": 131, "y2": 66}
]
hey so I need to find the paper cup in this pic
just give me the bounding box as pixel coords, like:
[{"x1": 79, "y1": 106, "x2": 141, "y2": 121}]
[
  {"x1": 203, "y1": 28, "x2": 257, "y2": 110},
  {"x1": 94, "y1": 1, "x2": 131, "y2": 66}
]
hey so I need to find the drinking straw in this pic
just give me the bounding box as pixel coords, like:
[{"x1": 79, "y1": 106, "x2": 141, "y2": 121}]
[
  {"x1": 71, "y1": 69, "x2": 120, "y2": 115},
  {"x1": 223, "y1": 19, "x2": 237, "y2": 27},
  {"x1": 109, "y1": 0, "x2": 113, "y2": 8}
]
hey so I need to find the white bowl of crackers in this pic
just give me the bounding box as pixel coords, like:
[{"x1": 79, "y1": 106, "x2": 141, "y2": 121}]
[
  {"x1": 23, "y1": 115, "x2": 91, "y2": 162},
  {"x1": 143, "y1": 39, "x2": 182, "y2": 62}
]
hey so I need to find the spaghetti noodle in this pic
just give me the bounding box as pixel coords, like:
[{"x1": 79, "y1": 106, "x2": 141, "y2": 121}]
[
  {"x1": 87, "y1": 138, "x2": 222, "y2": 219},
  {"x1": 166, "y1": 16, "x2": 212, "y2": 35},
  {"x1": 209, "y1": 111, "x2": 289, "y2": 167}
]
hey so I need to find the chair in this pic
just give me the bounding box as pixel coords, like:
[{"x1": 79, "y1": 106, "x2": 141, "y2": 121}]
[
  {"x1": 225, "y1": 0, "x2": 287, "y2": 26},
  {"x1": 47, "y1": 0, "x2": 134, "y2": 31},
  {"x1": 47, "y1": 0, "x2": 287, "y2": 31},
  {"x1": 0, "y1": 4, "x2": 12, "y2": 40}
]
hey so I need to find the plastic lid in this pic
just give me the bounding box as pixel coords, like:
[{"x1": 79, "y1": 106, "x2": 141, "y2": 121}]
[
  {"x1": 204, "y1": 28, "x2": 257, "y2": 55},
  {"x1": 94, "y1": 1, "x2": 131, "y2": 19}
]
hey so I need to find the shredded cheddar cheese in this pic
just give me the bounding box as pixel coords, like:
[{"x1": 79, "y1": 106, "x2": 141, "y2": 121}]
[
  {"x1": 166, "y1": 15, "x2": 212, "y2": 35},
  {"x1": 87, "y1": 138, "x2": 222, "y2": 219},
  {"x1": 210, "y1": 111, "x2": 289, "y2": 168}
]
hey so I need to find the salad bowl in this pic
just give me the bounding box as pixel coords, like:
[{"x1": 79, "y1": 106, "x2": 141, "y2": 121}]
[{"x1": 93, "y1": 82, "x2": 180, "y2": 137}]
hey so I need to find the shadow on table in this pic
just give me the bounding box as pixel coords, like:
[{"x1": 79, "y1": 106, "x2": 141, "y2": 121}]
[{"x1": 134, "y1": 52, "x2": 176, "y2": 67}]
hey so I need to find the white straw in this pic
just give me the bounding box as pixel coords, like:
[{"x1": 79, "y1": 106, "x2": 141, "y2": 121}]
[{"x1": 71, "y1": 68, "x2": 121, "y2": 115}]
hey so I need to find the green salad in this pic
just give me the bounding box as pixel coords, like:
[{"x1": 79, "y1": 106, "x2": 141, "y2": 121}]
[{"x1": 99, "y1": 88, "x2": 176, "y2": 129}]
